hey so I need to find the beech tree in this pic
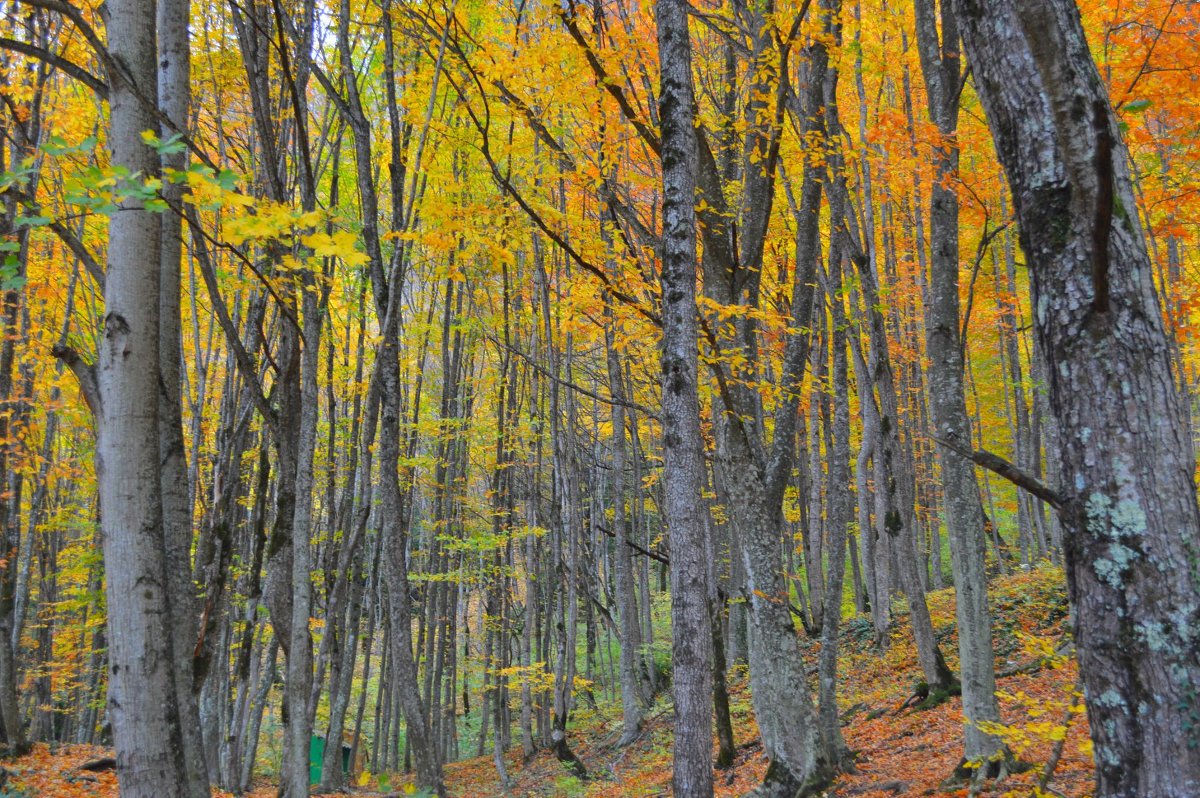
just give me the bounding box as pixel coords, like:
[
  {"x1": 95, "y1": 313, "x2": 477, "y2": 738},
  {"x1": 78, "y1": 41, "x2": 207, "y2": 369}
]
[
  {"x1": 956, "y1": 0, "x2": 1200, "y2": 794},
  {"x1": 911, "y1": 0, "x2": 1005, "y2": 775},
  {"x1": 655, "y1": 1, "x2": 713, "y2": 794},
  {"x1": 72, "y1": 0, "x2": 192, "y2": 792},
  {"x1": 1, "y1": 2, "x2": 1199, "y2": 797}
]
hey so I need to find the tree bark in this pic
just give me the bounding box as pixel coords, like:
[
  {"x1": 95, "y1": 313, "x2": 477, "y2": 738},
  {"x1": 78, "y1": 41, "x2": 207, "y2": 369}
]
[
  {"x1": 96, "y1": 0, "x2": 191, "y2": 791},
  {"x1": 817, "y1": 237, "x2": 853, "y2": 768},
  {"x1": 912, "y1": 0, "x2": 1004, "y2": 769},
  {"x1": 156, "y1": 0, "x2": 210, "y2": 791},
  {"x1": 655, "y1": 2, "x2": 714, "y2": 794},
  {"x1": 605, "y1": 298, "x2": 645, "y2": 745},
  {"x1": 956, "y1": 1, "x2": 1200, "y2": 794}
]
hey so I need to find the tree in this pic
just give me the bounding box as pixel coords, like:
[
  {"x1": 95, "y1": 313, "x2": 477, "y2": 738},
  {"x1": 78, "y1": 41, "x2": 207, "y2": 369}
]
[
  {"x1": 156, "y1": 0, "x2": 211, "y2": 792},
  {"x1": 911, "y1": 0, "x2": 1005, "y2": 775},
  {"x1": 655, "y1": 1, "x2": 714, "y2": 795},
  {"x1": 86, "y1": 0, "x2": 191, "y2": 792},
  {"x1": 955, "y1": 0, "x2": 1200, "y2": 794}
]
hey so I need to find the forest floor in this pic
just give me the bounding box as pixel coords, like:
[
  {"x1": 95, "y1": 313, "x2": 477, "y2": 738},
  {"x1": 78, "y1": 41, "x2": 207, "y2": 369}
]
[
  {"x1": 2, "y1": 566, "x2": 1095, "y2": 798},
  {"x1": 442, "y1": 565, "x2": 1094, "y2": 798}
]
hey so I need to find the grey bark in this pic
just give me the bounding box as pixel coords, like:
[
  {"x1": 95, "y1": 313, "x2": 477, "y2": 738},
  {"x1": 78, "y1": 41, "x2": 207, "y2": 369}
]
[
  {"x1": 606, "y1": 299, "x2": 645, "y2": 745},
  {"x1": 690, "y1": 6, "x2": 832, "y2": 790},
  {"x1": 94, "y1": 0, "x2": 190, "y2": 791},
  {"x1": 832, "y1": 160, "x2": 955, "y2": 691},
  {"x1": 331, "y1": 1, "x2": 444, "y2": 789},
  {"x1": 156, "y1": 0, "x2": 210, "y2": 792},
  {"x1": 0, "y1": 133, "x2": 31, "y2": 759},
  {"x1": 956, "y1": 1, "x2": 1200, "y2": 794},
  {"x1": 817, "y1": 237, "x2": 852, "y2": 768},
  {"x1": 655, "y1": 1, "x2": 714, "y2": 794},
  {"x1": 912, "y1": 0, "x2": 1004, "y2": 767}
]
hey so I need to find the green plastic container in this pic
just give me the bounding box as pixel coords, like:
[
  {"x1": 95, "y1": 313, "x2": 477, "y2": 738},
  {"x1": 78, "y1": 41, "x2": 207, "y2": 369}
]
[{"x1": 308, "y1": 735, "x2": 352, "y2": 784}]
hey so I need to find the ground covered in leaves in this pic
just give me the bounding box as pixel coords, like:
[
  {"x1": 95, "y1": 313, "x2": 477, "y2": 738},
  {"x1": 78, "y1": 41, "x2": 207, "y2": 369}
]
[
  {"x1": 445, "y1": 565, "x2": 1094, "y2": 798},
  {"x1": 2, "y1": 566, "x2": 1094, "y2": 797}
]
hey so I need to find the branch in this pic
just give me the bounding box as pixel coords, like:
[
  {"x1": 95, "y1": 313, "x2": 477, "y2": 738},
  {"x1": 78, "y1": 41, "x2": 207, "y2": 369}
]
[
  {"x1": 1114, "y1": 0, "x2": 1178, "y2": 110},
  {"x1": 959, "y1": 218, "x2": 1011, "y2": 351},
  {"x1": 15, "y1": 0, "x2": 110, "y2": 71},
  {"x1": 0, "y1": 37, "x2": 108, "y2": 97},
  {"x1": 490, "y1": 334, "x2": 659, "y2": 420},
  {"x1": 934, "y1": 436, "x2": 1064, "y2": 510},
  {"x1": 439, "y1": 55, "x2": 661, "y2": 327},
  {"x1": 46, "y1": 220, "x2": 106, "y2": 290},
  {"x1": 50, "y1": 344, "x2": 100, "y2": 417},
  {"x1": 5, "y1": 184, "x2": 107, "y2": 290},
  {"x1": 186, "y1": 209, "x2": 277, "y2": 429},
  {"x1": 596, "y1": 524, "x2": 669, "y2": 565},
  {"x1": 554, "y1": 4, "x2": 660, "y2": 155}
]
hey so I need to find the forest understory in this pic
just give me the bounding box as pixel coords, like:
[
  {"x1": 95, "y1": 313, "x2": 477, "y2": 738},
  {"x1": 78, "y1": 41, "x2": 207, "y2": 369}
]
[{"x1": 2, "y1": 567, "x2": 1094, "y2": 798}]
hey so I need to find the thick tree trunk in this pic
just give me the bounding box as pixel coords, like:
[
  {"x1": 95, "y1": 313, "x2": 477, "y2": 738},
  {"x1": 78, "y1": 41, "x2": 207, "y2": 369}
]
[
  {"x1": 94, "y1": 0, "x2": 190, "y2": 791},
  {"x1": 696, "y1": 10, "x2": 832, "y2": 791},
  {"x1": 655, "y1": 2, "x2": 714, "y2": 794},
  {"x1": 956, "y1": 1, "x2": 1200, "y2": 794},
  {"x1": 912, "y1": 0, "x2": 1003, "y2": 769},
  {"x1": 0, "y1": 190, "x2": 28, "y2": 757}
]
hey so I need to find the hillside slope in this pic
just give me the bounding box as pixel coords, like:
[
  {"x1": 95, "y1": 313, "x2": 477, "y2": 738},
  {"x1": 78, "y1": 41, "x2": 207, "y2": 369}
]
[
  {"x1": 444, "y1": 566, "x2": 1094, "y2": 797},
  {"x1": 0, "y1": 567, "x2": 1093, "y2": 798}
]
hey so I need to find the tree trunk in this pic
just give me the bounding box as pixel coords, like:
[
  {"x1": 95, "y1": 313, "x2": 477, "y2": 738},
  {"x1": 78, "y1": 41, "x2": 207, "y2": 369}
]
[
  {"x1": 655, "y1": 2, "x2": 714, "y2": 793},
  {"x1": 836, "y1": 169, "x2": 955, "y2": 692},
  {"x1": 605, "y1": 300, "x2": 645, "y2": 745},
  {"x1": 817, "y1": 239, "x2": 853, "y2": 768},
  {"x1": 156, "y1": 0, "x2": 210, "y2": 792},
  {"x1": 92, "y1": 0, "x2": 190, "y2": 791},
  {"x1": 912, "y1": 0, "x2": 1003, "y2": 769},
  {"x1": 956, "y1": 1, "x2": 1200, "y2": 794}
]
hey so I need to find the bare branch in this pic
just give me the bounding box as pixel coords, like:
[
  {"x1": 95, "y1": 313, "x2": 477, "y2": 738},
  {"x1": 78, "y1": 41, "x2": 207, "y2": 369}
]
[
  {"x1": 934, "y1": 436, "x2": 1064, "y2": 510},
  {"x1": 50, "y1": 344, "x2": 100, "y2": 417},
  {"x1": 0, "y1": 37, "x2": 108, "y2": 97}
]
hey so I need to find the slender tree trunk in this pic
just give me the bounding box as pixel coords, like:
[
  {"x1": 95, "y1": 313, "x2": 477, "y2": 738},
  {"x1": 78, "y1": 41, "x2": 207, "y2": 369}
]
[
  {"x1": 156, "y1": 0, "x2": 210, "y2": 792},
  {"x1": 656, "y1": 2, "x2": 714, "y2": 793},
  {"x1": 912, "y1": 0, "x2": 1003, "y2": 769},
  {"x1": 605, "y1": 300, "x2": 645, "y2": 745},
  {"x1": 835, "y1": 167, "x2": 955, "y2": 693},
  {"x1": 817, "y1": 243, "x2": 853, "y2": 768}
]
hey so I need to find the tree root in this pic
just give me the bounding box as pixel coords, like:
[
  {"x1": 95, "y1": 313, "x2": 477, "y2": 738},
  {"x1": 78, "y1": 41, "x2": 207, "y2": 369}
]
[
  {"x1": 943, "y1": 747, "x2": 1033, "y2": 794},
  {"x1": 749, "y1": 754, "x2": 838, "y2": 798},
  {"x1": 844, "y1": 780, "x2": 907, "y2": 795},
  {"x1": 896, "y1": 679, "x2": 963, "y2": 713}
]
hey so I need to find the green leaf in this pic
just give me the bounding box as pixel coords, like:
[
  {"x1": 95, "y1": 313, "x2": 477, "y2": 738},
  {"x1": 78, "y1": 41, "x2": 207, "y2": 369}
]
[
  {"x1": 158, "y1": 133, "x2": 187, "y2": 155},
  {"x1": 1124, "y1": 99, "x2": 1152, "y2": 113},
  {"x1": 42, "y1": 135, "x2": 97, "y2": 155},
  {"x1": 217, "y1": 169, "x2": 239, "y2": 191},
  {"x1": 42, "y1": 135, "x2": 72, "y2": 155}
]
